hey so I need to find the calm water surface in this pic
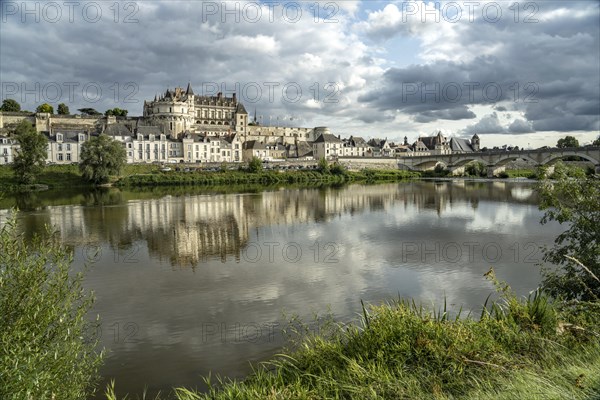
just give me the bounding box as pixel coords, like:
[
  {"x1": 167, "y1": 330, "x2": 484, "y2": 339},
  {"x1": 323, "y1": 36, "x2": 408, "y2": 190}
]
[{"x1": 0, "y1": 181, "x2": 564, "y2": 398}]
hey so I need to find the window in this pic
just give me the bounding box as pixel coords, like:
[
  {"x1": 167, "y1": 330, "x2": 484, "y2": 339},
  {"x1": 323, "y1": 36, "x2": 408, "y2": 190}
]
[
  {"x1": 58, "y1": 144, "x2": 63, "y2": 151},
  {"x1": 57, "y1": 134, "x2": 63, "y2": 141},
  {"x1": 66, "y1": 144, "x2": 71, "y2": 151},
  {"x1": 66, "y1": 153, "x2": 71, "y2": 161},
  {"x1": 2, "y1": 149, "x2": 7, "y2": 155},
  {"x1": 58, "y1": 153, "x2": 63, "y2": 161},
  {"x1": 128, "y1": 143, "x2": 132, "y2": 148}
]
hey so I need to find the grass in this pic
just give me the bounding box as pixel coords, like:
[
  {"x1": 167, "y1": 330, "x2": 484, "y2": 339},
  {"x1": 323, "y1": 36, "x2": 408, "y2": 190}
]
[
  {"x1": 0, "y1": 164, "x2": 90, "y2": 192},
  {"x1": 0, "y1": 164, "x2": 420, "y2": 193},
  {"x1": 104, "y1": 275, "x2": 600, "y2": 400}
]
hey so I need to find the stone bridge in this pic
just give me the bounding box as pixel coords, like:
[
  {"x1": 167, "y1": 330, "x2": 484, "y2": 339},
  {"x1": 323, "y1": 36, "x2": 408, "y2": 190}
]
[{"x1": 396, "y1": 147, "x2": 600, "y2": 177}]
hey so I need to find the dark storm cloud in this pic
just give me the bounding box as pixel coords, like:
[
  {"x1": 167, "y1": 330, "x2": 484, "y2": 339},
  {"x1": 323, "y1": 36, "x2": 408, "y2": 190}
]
[
  {"x1": 463, "y1": 113, "x2": 506, "y2": 135},
  {"x1": 358, "y1": 1, "x2": 600, "y2": 132},
  {"x1": 0, "y1": 1, "x2": 364, "y2": 121},
  {"x1": 508, "y1": 119, "x2": 534, "y2": 134},
  {"x1": 413, "y1": 106, "x2": 476, "y2": 123}
]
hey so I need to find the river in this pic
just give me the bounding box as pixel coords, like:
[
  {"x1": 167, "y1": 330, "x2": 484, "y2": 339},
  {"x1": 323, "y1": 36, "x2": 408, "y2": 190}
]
[{"x1": 0, "y1": 180, "x2": 564, "y2": 398}]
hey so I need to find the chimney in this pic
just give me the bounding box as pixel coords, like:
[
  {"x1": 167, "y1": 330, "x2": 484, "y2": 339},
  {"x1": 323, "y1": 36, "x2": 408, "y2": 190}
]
[{"x1": 217, "y1": 92, "x2": 222, "y2": 99}]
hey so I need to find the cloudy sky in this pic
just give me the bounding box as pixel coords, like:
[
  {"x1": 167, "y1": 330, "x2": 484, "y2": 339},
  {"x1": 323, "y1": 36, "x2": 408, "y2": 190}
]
[{"x1": 1, "y1": 0, "x2": 599, "y2": 147}]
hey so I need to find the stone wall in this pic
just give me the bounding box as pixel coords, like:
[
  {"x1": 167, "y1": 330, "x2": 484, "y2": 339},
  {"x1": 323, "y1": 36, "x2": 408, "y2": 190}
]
[
  {"x1": 338, "y1": 157, "x2": 400, "y2": 171},
  {"x1": 0, "y1": 112, "x2": 35, "y2": 133}
]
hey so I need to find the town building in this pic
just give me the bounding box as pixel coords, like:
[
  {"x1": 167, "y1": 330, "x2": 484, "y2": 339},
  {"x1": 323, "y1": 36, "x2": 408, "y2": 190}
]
[{"x1": 0, "y1": 136, "x2": 16, "y2": 165}]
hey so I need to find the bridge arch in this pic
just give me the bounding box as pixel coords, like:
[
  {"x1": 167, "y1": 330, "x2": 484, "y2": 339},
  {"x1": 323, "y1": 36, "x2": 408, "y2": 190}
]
[
  {"x1": 412, "y1": 160, "x2": 440, "y2": 170},
  {"x1": 491, "y1": 155, "x2": 540, "y2": 167},
  {"x1": 540, "y1": 153, "x2": 599, "y2": 166},
  {"x1": 450, "y1": 157, "x2": 489, "y2": 167}
]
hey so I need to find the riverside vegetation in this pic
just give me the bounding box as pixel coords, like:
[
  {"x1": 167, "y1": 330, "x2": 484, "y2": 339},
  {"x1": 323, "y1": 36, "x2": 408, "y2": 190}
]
[{"x1": 1, "y1": 167, "x2": 599, "y2": 400}]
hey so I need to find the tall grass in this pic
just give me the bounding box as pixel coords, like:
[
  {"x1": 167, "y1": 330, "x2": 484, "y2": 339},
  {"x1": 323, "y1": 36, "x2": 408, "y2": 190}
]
[{"x1": 0, "y1": 211, "x2": 103, "y2": 399}]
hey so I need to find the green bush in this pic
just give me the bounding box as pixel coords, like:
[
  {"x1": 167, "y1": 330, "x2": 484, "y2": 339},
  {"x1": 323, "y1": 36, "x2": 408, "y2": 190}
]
[
  {"x1": 0, "y1": 212, "x2": 103, "y2": 400},
  {"x1": 330, "y1": 162, "x2": 346, "y2": 175},
  {"x1": 248, "y1": 157, "x2": 263, "y2": 173},
  {"x1": 318, "y1": 157, "x2": 330, "y2": 174},
  {"x1": 537, "y1": 170, "x2": 600, "y2": 301}
]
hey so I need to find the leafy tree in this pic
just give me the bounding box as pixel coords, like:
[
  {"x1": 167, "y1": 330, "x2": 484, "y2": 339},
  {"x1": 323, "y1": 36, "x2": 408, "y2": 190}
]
[
  {"x1": 465, "y1": 161, "x2": 487, "y2": 177},
  {"x1": 78, "y1": 108, "x2": 102, "y2": 116},
  {"x1": 12, "y1": 121, "x2": 48, "y2": 184},
  {"x1": 593, "y1": 136, "x2": 600, "y2": 146},
  {"x1": 104, "y1": 108, "x2": 128, "y2": 117},
  {"x1": 318, "y1": 157, "x2": 330, "y2": 174},
  {"x1": 537, "y1": 166, "x2": 599, "y2": 301},
  {"x1": 0, "y1": 98, "x2": 21, "y2": 112},
  {"x1": 57, "y1": 103, "x2": 70, "y2": 115},
  {"x1": 556, "y1": 135, "x2": 579, "y2": 148},
  {"x1": 0, "y1": 212, "x2": 103, "y2": 399},
  {"x1": 36, "y1": 103, "x2": 54, "y2": 114},
  {"x1": 248, "y1": 156, "x2": 263, "y2": 173},
  {"x1": 79, "y1": 134, "x2": 127, "y2": 184}
]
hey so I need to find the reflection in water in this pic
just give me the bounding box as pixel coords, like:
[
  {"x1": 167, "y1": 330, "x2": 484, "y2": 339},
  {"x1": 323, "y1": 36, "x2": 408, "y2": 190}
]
[
  {"x1": 4, "y1": 181, "x2": 542, "y2": 268},
  {"x1": 0, "y1": 181, "x2": 562, "y2": 399}
]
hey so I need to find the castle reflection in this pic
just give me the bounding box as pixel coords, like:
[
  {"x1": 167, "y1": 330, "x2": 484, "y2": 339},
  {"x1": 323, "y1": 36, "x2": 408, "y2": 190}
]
[{"x1": 3, "y1": 181, "x2": 539, "y2": 267}]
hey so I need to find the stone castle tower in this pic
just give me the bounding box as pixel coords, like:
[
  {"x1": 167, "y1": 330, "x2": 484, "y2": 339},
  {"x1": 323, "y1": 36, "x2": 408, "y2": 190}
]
[{"x1": 471, "y1": 134, "x2": 480, "y2": 151}]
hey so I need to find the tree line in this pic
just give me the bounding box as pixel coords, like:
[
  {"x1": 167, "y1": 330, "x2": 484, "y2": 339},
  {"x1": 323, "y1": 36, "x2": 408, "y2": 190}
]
[{"x1": 0, "y1": 99, "x2": 128, "y2": 117}]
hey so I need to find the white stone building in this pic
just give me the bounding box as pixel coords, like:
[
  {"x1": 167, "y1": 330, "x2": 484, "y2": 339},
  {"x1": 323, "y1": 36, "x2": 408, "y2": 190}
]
[
  {"x1": 46, "y1": 130, "x2": 89, "y2": 164},
  {"x1": 0, "y1": 136, "x2": 17, "y2": 165}
]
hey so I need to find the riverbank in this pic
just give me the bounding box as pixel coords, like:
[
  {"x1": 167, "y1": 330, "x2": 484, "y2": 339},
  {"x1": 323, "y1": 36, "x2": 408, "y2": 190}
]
[{"x1": 105, "y1": 283, "x2": 600, "y2": 399}]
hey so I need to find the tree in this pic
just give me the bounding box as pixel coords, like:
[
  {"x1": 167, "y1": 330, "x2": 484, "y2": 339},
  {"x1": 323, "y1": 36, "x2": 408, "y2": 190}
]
[
  {"x1": 36, "y1": 103, "x2": 54, "y2": 114},
  {"x1": 57, "y1": 103, "x2": 70, "y2": 115},
  {"x1": 104, "y1": 108, "x2": 128, "y2": 117},
  {"x1": 248, "y1": 156, "x2": 263, "y2": 173},
  {"x1": 537, "y1": 168, "x2": 599, "y2": 301},
  {"x1": 0, "y1": 98, "x2": 21, "y2": 112},
  {"x1": 465, "y1": 161, "x2": 487, "y2": 177},
  {"x1": 556, "y1": 135, "x2": 579, "y2": 148},
  {"x1": 12, "y1": 121, "x2": 48, "y2": 184},
  {"x1": 318, "y1": 157, "x2": 330, "y2": 174},
  {"x1": 593, "y1": 136, "x2": 600, "y2": 146},
  {"x1": 79, "y1": 135, "x2": 127, "y2": 184},
  {"x1": 78, "y1": 108, "x2": 101, "y2": 116},
  {"x1": 0, "y1": 212, "x2": 103, "y2": 399}
]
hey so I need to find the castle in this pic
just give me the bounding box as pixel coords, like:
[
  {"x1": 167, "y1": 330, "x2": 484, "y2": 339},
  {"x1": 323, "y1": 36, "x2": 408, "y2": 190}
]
[
  {"x1": 0, "y1": 84, "x2": 481, "y2": 165},
  {"x1": 143, "y1": 84, "x2": 248, "y2": 137}
]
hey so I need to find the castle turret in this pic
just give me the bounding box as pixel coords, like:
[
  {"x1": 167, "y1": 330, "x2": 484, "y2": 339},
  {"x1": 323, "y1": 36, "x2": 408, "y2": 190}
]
[{"x1": 471, "y1": 134, "x2": 480, "y2": 151}]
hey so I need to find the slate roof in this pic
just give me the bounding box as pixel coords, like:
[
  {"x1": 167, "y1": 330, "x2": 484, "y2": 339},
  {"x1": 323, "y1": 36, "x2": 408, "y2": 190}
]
[
  {"x1": 450, "y1": 138, "x2": 475, "y2": 152},
  {"x1": 136, "y1": 126, "x2": 163, "y2": 135},
  {"x1": 314, "y1": 134, "x2": 343, "y2": 143},
  {"x1": 236, "y1": 103, "x2": 248, "y2": 114}
]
